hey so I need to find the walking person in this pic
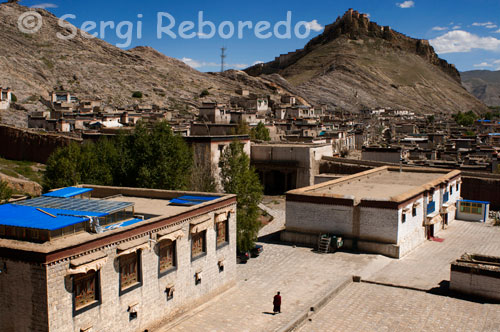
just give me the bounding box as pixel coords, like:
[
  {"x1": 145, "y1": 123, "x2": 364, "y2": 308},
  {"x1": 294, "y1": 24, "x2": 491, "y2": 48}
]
[{"x1": 273, "y1": 291, "x2": 281, "y2": 315}]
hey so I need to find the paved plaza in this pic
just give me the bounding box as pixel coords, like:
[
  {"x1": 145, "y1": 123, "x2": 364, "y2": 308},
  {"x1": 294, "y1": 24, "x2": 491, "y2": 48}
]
[
  {"x1": 155, "y1": 199, "x2": 500, "y2": 332},
  {"x1": 296, "y1": 282, "x2": 500, "y2": 332},
  {"x1": 369, "y1": 220, "x2": 500, "y2": 290}
]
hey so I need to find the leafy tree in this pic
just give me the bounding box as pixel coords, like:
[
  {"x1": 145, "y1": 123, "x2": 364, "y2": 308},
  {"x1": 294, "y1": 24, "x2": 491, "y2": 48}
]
[
  {"x1": 232, "y1": 120, "x2": 250, "y2": 135},
  {"x1": 427, "y1": 115, "x2": 435, "y2": 124},
  {"x1": 0, "y1": 181, "x2": 12, "y2": 203},
  {"x1": 219, "y1": 141, "x2": 263, "y2": 252},
  {"x1": 43, "y1": 121, "x2": 193, "y2": 191},
  {"x1": 250, "y1": 122, "x2": 271, "y2": 141},
  {"x1": 200, "y1": 89, "x2": 210, "y2": 98},
  {"x1": 130, "y1": 121, "x2": 192, "y2": 190},
  {"x1": 189, "y1": 159, "x2": 217, "y2": 193},
  {"x1": 484, "y1": 112, "x2": 493, "y2": 121},
  {"x1": 44, "y1": 142, "x2": 82, "y2": 190},
  {"x1": 132, "y1": 91, "x2": 143, "y2": 99},
  {"x1": 10, "y1": 94, "x2": 17, "y2": 103},
  {"x1": 453, "y1": 111, "x2": 477, "y2": 127}
]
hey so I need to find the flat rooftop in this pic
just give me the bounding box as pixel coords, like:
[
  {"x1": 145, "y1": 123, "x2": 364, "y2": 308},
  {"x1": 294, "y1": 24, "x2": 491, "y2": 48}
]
[
  {"x1": 289, "y1": 166, "x2": 461, "y2": 203},
  {"x1": 311, "y1": 170, "x2": 442, "y2": 200},
  {"x1": 0, "y1": 186, "x2": 234, "y2": 255}
]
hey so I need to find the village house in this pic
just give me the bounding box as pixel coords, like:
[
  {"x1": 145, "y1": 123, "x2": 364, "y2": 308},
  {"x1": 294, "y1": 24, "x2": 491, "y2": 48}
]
[
  {"x1": 251, "y1": 142, "x2": 333, "y2": 194},
  {"x1": 0, "y1": 186, "x2": 237, "y2": 332},
  {"x1": 185, "y1": 135, "x2": 251, "y2": 190},
  {"x1": 198, "y1": 103, "x2": 231, "y2": 124},
  {"x1": 283, "y1": 166, "x2": 461, "y2": 258},
  {"x1": 0, "y1": 87, "x2": 12, "y2": 110}
]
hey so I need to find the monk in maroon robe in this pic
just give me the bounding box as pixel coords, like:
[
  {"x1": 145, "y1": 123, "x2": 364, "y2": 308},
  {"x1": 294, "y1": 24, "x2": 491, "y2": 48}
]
[{"x1": 273, "y1": 292, "x2": 281, "y2": 314}]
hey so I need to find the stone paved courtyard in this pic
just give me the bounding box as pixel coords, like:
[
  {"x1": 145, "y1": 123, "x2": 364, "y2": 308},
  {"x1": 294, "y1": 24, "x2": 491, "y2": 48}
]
[
  {"x1": 369, "y1": 220, "x2": 500, "y2": 290},
  {"x1": 296, "y1": 282, "x2": 500, "y2": 332},
  {"x1": 156, "y1": 199, "x2": 500, "y2": 332}
]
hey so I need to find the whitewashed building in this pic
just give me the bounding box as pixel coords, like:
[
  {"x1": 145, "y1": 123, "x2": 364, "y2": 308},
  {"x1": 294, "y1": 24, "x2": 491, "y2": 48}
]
[
  {"x1": 283, "y1": 166, "x2": 461, "y2": 258},
  {"x1": 0, "y1": 87, "x2": 12, "y2": 110}
]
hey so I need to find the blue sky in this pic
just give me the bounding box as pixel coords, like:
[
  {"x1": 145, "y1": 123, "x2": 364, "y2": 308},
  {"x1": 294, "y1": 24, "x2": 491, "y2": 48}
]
[{"x1": 20, "y1": 0, "x2": 500, "y2": 72}]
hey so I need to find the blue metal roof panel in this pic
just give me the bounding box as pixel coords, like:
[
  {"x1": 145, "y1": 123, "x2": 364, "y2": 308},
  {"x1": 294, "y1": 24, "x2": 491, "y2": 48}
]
[
  {"x1": 0, "y1": 204, "x2": 99, "y2": 230},
  {"x1": 177, "y1": 195, "x2": 220, "y2": 202},
  {"x1": 169, "y1": 198, "x2": 199, "y2": 206},
  {"x1": 458, "y1": 200, "x2": 490, "y2": 205},
  {"x1": 16, "y1": 196, "x2": 133, "y2": 214},
  {"x1": 43, "y1": 187, "x2": 94, "y2": 198}
]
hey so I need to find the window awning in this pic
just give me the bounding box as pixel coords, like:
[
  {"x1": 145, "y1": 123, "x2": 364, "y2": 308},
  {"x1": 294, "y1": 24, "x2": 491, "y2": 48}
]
[
  {"x1": 190, "y1": 216, "x2": 212, "y2": 234},
  {"x1": 116, "y1": 238, "x2": 149, "y2": 256},
  {"x1": 424, "y1": 214, "x2": 442, "y2": 226},
  {"x1": 441, "y1": 204, "x2": 457, "y2": 214},
  {"x1": 215, "y1": 212, "x2": 228, "y2": 223},
  {"x1": 68, "y1": 251, "x2": 108, "y2": 275},
  {"x1": 157, "y1": 229, "x2": 184, "y2": 242}
]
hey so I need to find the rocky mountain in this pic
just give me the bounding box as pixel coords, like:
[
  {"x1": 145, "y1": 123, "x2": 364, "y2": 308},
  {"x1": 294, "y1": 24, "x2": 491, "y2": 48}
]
[
  {"x1": 0, "y1": 2, "x2": 293, "y2": 115},
  {"x1": 245, "y1": 9, "x2": 487, "y2": 114},
  {"x1": 461, "y1": 70, "x2": 500, "y2": 107}
]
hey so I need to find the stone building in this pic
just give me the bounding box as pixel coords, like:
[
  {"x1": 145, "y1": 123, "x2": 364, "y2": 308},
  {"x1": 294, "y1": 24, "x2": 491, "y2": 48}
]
[
  {"x1": 0, "y1": 87, "x2": 12, "y2": 110},
  {"x1": 0, "y1": 186, "x2": 237, "y2": 332},
  {"x1": 185, "y1": 135, "x2": 251, "y2": 191},
  {"x1": 283, "y1": 166, "x2": 461, "y2": 258},
  {"x1": 251, "y1": 142, "x2": 333, "y2": 194}
]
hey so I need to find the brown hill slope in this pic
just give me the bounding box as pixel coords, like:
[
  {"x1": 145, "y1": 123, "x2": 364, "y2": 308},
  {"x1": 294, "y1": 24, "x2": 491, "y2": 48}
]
[
  {"x1": 0, "y1": 2, "x2": 290, "y2": 111},
  {"x1": 245, "y1": 9, "x2": 487, "y2": 114},
  {"x1": 461, "y1": 70, "x2": 500, "y2": 107}
]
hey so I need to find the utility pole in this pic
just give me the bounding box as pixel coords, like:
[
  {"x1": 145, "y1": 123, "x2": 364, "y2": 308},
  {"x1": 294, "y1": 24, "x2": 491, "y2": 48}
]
[{"x1": 221, "y1": 47, "x2": 227, "y2": 73}]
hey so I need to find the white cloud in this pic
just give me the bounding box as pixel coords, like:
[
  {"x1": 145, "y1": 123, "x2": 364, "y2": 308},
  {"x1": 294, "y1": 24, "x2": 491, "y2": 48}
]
[
  {"x1": 473, "y1": 60, "x2": 500, "y2": 70},
  {"x1": 430, "y1": 30, "x2": 500, "y2": 54},
  {"x1": 30, "y1": 3, "x2": 58, "y2": 9},
  {"x1": 494, "y1": 29, "x2": 500, "y2": 33},
  {"x1": 304, "y1": 20, "x2": 324, "y2": 32},
  {"x1": 472, "y1": 22, "x2": 498, "y2": 29},
  {"x1": 473, "y1": 62, "x2": 493, "y2": 67},
  {"x1": 252, "y1": 60, "x2": 264, "y2": 66},
  {"x1": 432, "y1": 26, "x2": 448, "y2": 31},
  {"x1": 181, "y1": 58, "x2": 248, "y2": 70},
  {"x1": 452, "y1": 25, "x2": 461, "y2": 30},
  {"x1": 181, "y1": 58, "x2": 218, "y2": 69},
  {"x1": 397, "y1": 1, "x2": 415, "y2": 8}
]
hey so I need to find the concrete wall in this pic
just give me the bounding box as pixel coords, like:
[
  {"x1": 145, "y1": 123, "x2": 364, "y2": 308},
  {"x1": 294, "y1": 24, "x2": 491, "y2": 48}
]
[
  {"x1": 0, "y1": 124, "x2": 81, "y2": 164},
  {"x1": 286, "y1": 201, "x2": 353, "y2": 235},
  {"x1": 361, "y1": 151, "x2": 401, "y2": 164},
  {"x1": 450, "y1": 270, "x2": 500, "y2": 301},
  {"x1": 0, "y1": 260, "x2": 49, "y2": 332},
  {"x1": 359, "y1": 207, "x2": 398, "y2": 243}
]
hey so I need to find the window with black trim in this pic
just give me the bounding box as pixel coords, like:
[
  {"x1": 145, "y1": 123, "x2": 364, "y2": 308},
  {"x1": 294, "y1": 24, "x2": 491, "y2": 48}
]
[
  {"x1": 73, "y1": 271, "x2": 100, "y2": 314},
  {"x1": 159, "y1": 240, "x2": 176, "y2": 276},
  {"x1": 412, "y1": 205, "x2": 417, "y2": 217},
  {"x1": 402, "y1": 213, "x2": 407, "y2": 223},
  {"x1": 216, "y1": 220, "x2": 229, "y2": 248},
  {"x1": 119, "y1": 252, "x2": 141, "y2": 293},
  {"x1": 191, "y1": 231, "x2": 206, "y2": 259}
]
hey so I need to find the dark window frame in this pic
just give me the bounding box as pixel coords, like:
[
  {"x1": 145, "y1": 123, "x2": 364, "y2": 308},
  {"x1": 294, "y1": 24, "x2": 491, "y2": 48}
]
[
  {"x1": 72, "y1": 270, "x2": 101, "y2": 316},
  {"x1": 158, "y1": 240, "x2": 177, "y2": 278},
  {"x1": 216, "y1": 219, "x2": 229, "y2": 249},
  {"x1": 191, "y1": 231, "x2": 207, "y2": 261},
  {"x1": 119, "y1": 251, "x2": 142, "y2": 296}
]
